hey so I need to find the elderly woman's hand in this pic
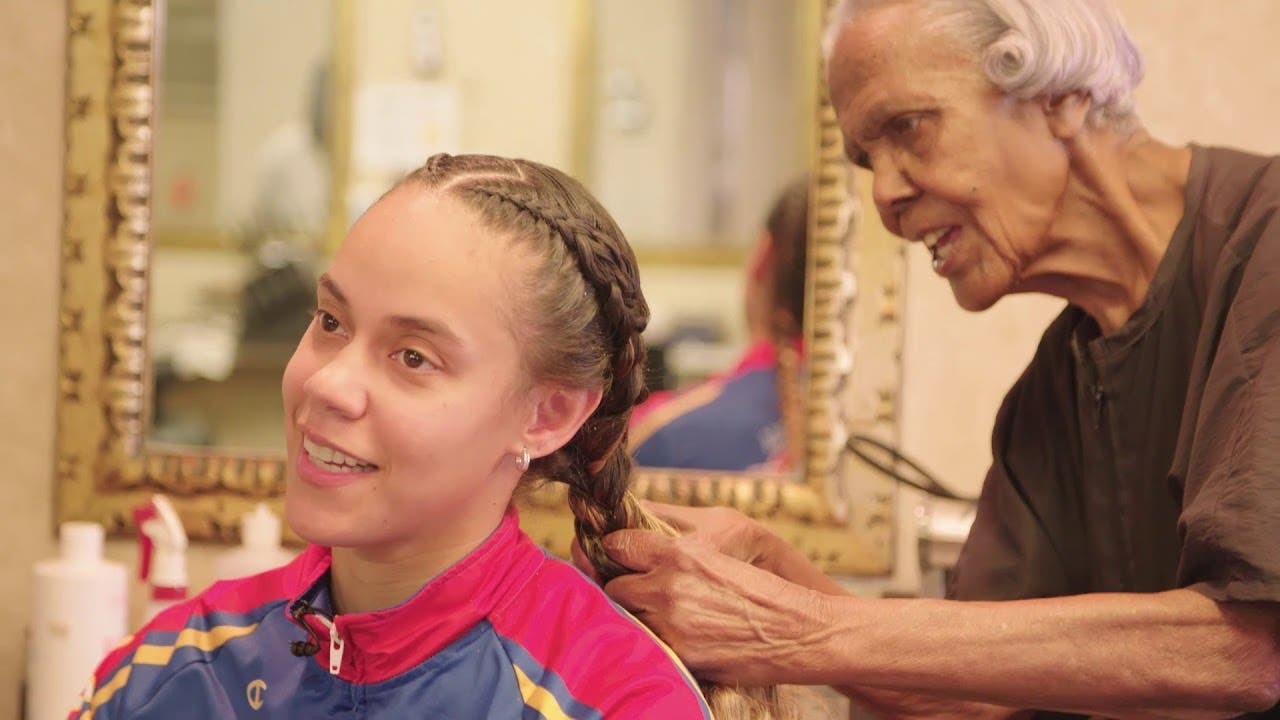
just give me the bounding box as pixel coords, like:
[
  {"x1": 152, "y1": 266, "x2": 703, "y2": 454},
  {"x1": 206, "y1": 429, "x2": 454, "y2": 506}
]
[
  {"x1": 572, "y1": 502, "x2": 848, "y2": 594},
  {"x1": 639, "y1": 502, "x2": 777, "y2": 564},
  {"x1": 597, "y1": 528, "x2": 841, "y2": 685},
  {"x1": 570, "y1": 502, "x2": 763, "y2": 583}
]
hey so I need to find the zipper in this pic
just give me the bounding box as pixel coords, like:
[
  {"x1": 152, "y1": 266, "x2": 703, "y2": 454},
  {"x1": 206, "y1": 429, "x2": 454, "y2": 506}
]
[
  {"x1": 289, "y1": 599, "x2": 345, "y2": 676},
  {"x1": 310, "y1": 612, "x2": 345, "y2": 675}
]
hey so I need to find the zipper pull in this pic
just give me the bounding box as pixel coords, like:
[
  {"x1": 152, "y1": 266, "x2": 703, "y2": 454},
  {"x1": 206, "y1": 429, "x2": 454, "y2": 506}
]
[
  {"x1": 311, "y1": 613, "x2": 345, "y2": 676},
  {"x1": 1093, "y1": 383, "x2": 1106, "y2": 428},
  {"x1": 328, "y1": 621, "x2": 345, "y2": 675}
]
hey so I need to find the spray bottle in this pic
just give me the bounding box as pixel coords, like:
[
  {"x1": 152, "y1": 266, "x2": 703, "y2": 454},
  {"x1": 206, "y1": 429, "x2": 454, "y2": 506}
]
[
  {"x1": 213, "y1": 503, "x2": 297, "y2": 581},
  {"x1": 133, "y1": 494, "x2": 189, "y2": 624}
]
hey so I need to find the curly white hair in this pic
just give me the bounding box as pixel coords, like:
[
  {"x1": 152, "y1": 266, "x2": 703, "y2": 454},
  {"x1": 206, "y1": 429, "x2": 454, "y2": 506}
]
[{"x1": 823, "y1": 0, "x2": 1145, "y2": 129}]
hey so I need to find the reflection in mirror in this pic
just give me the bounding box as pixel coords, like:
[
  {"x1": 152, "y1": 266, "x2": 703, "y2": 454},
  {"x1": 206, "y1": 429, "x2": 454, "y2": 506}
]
[
  {"x1": 147, "y1": 0, "x2": 812, "y2": 478},
  {"x1": 630, "y1": 177, "x2": 808, "y2": 476},
  {"x1": 150, "y1": 0, "x2": 333, "y2": 451},
  {"x1": 592, "y1": 2, "x2": 811, "y2": 477}
]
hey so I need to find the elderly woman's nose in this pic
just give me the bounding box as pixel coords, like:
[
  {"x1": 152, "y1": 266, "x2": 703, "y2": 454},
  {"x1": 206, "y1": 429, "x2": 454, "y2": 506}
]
[
  {"x1": 303, "y1": 347, "x2": 369, "y2": 419},
  {"x1": 870, "y1": 159, "x2": 917, "y2": 232}
]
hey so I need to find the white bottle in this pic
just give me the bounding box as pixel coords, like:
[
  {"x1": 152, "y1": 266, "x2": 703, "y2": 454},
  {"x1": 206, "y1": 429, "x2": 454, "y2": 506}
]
[
  {"x1": 26, "y1": 522, "x2": 127, "y2": 720},
  {"x1": 213, "y1": 503, "x2": 297, "y2": 581}
]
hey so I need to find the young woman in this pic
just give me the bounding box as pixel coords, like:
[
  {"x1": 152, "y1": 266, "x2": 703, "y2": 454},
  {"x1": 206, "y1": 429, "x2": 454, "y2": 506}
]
[{"x1": 73, "y1": 155, "x2": 788, "y2": 718}]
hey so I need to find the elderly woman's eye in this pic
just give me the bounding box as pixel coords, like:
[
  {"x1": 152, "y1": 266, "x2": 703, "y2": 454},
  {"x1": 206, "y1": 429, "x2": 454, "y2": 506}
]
[{"x1": 888, "y1": 115, "x2": 921, "y2": 135}]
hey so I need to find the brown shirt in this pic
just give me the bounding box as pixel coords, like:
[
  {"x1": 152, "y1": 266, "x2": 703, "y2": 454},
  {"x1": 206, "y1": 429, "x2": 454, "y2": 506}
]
[{"x1": 948, "y1": 146, "x2": 1280, "y2": 718}]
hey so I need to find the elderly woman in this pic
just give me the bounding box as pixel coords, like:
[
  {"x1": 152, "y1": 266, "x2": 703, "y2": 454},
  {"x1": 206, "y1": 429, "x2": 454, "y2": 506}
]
[{"x1": 582, "y1": 0, "x2": 1280, "y2": 717}]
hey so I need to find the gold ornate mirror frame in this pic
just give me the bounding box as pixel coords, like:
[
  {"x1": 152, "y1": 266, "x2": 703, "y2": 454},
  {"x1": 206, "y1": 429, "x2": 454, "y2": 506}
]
[{"x1": 57, "y1": 0, "x2": 903, "y2": 575}]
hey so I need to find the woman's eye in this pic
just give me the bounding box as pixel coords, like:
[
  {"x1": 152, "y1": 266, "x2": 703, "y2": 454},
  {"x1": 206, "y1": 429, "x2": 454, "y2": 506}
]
[
  {"x1": 317, "y1": 310, "x2": 341, "y2": 333},
  {"x1": 854, "y1": 151, "x2": 872, "y2": 170},
  {"x1": 395, "y1": 349, "x2": 434, "y2": 371}
]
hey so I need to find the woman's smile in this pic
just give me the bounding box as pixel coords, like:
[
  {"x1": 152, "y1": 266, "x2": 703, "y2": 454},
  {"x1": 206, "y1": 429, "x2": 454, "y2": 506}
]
[{"x1": 297, "y1": 434, "x2": 380, "y2": 487}]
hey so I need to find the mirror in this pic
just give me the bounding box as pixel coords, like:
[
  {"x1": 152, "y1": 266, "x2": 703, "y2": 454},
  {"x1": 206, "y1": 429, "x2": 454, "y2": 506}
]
[
  {"x1": 148, "y1": 0, "x2": 812, "y2": 472},
  {"x1": 58, "y1": 0, "x2": 903, "y2": 574}
]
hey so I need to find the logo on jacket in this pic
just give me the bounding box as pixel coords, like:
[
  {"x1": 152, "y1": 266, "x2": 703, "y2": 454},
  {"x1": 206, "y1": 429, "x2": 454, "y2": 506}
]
[{"x1": 246, "y1": 679, "x2": 267, "y2": 710}]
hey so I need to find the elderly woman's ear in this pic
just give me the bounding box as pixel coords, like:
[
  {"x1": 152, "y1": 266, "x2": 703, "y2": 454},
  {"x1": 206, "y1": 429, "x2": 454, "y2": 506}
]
[{"x1": 1042, "y1": 91, "x2": 1092, "y2": 140}]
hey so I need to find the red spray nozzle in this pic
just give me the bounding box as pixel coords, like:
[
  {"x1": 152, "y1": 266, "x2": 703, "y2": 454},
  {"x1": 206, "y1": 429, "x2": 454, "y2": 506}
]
[{"x1": 133, "y1": 499, "x2": 159, "y2": 581}]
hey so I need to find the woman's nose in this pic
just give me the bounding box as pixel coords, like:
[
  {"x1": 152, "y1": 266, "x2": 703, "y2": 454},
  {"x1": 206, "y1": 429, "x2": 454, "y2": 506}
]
[{"x1": 302, "y1": 347, "x2": 369, "y2": 420}]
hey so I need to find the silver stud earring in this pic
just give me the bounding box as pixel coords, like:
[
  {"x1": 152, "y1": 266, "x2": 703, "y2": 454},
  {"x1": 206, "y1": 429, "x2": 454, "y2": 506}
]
[{"x1": 515, "y1": 446, "x2": 531, "y2": 472}]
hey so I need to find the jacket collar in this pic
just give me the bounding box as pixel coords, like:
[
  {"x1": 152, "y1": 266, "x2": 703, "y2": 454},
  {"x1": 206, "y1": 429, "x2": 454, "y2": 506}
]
[{"x1": 283, "y1": 505, "x2": 543, "y2": 684}]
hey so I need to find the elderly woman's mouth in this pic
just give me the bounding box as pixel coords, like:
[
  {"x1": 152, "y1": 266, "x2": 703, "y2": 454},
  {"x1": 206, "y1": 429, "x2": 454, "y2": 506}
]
[{"x1": 921, "y1": 227, "x2": 961, "y2": 274}]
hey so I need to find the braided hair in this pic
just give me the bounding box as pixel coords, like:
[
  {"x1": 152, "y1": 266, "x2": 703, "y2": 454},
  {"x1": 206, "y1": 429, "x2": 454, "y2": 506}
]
[{"x1": 395, "y1": 154, "x2": 795, "y2": 719}]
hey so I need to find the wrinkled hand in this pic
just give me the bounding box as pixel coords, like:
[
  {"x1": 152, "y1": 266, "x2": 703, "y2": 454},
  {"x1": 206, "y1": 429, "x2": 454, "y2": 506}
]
[
  {"x1": 644, "y1": 502, "x2": 775, "y2": 564},
  {"x1": 571, "y1": 502, "x2": 771, "y2": 584},
  {"x1": 597, "y1": 528, "x2": 840, "y2": 686}
]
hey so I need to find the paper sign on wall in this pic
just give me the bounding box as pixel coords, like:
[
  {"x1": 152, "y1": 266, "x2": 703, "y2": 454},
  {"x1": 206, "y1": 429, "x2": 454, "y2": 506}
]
[{"x1": 353, "y1": 81, "x2": 462, "y2": 176}]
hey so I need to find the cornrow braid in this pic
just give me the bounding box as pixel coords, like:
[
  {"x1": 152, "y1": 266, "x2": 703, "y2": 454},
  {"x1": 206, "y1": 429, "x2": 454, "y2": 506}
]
[
  {"x1": 456, "y1": 180, "x2": 663, "y2": 582},
  {"x1": 396, "y1": 154, "x2": 795, "y2": 719}
]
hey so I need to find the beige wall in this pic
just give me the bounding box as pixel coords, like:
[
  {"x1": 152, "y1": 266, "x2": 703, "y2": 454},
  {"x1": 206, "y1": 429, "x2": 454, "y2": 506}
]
[
  {"x1": 2, "y1": 1, "x2": 1279, "y2": 715},
  {"x1": 1, "y1": 0, "x2": 65, "y2": 713}
]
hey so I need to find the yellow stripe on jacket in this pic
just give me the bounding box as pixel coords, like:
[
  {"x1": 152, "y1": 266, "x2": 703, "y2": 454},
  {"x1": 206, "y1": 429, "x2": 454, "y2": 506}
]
[
  {"x1": 513, "y1": 663, "x2": 575, "y2": 720},
  {"x1": 77, "y1": 623, "x2": 259, "y2": 719},
  {"x1": 132, "y1": 623, "x2": 260, "y2": 665}
]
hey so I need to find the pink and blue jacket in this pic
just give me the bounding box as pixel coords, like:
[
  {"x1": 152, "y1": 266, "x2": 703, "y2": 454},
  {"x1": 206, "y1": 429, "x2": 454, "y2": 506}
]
[
  {"x1": 631, "y1": 340, "x2": 789, "y2": 471},
  {"x1": 71, "y1": 507, "x2": 712, "y2": 719}
]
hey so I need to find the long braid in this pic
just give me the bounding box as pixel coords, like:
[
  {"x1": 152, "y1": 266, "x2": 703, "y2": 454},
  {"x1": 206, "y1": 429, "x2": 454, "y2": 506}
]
[
  {"x1": 460, "y1": 181, "x2": 670, "y2": 581},
  {"x1": 400, "y1": 154, "x2": 795, "y2": 719}
]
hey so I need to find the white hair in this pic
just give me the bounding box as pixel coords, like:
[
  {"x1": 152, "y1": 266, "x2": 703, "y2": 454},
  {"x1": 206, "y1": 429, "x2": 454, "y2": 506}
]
[{"x1": 823, "y1": 0, "x2": 1145, "y2": 129}]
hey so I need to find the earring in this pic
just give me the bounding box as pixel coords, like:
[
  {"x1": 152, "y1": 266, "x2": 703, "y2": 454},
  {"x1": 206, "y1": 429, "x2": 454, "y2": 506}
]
[{"x1": 515, "y1": 446, "x2": 531, "y2": 472}]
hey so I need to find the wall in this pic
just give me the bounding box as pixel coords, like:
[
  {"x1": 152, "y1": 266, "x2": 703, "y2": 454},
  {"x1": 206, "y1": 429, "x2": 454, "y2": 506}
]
[
  {"x1": 1, "y1": 0, "x2": 66, "y2": 712},
  {"x1": 1, "y1": 1, "x2": 1278, "y2": 716}
]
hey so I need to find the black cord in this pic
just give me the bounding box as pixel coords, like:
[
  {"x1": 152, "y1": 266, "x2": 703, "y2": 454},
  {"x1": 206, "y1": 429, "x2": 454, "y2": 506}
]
[
  {"x1": 844, "y1": 432, "x2": 977, "y2": 502},
  {"x1": 288, "y1": 599, "x2": 326, "y2": 657}
]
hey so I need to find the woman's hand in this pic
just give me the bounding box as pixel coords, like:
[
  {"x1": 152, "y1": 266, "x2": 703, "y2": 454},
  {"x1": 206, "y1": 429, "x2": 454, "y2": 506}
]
[{"x1": 597, "y1": 528, "x2": 841, "y2": 685}]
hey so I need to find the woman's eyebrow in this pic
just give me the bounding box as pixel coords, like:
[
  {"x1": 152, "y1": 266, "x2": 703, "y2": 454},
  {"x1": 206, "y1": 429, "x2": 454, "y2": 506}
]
[
  {"x1": 317, "y1": 274, "x2": 348, "y2": 304},
  {"x1": 389, "y1": 315, "x2": 463, "y2": 349},
  {"x1": 319, "y1": 272, "x2": 463, "y2": 349}
]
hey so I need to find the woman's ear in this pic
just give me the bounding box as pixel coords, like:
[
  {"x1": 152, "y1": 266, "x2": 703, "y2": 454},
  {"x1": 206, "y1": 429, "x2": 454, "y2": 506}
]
[
  {"x1": 520, "y1": 384, "x2": 604, "y2": 460},
  {"x1": 1042, "y1": 91, "x2": 1091, "y2": 140}
]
